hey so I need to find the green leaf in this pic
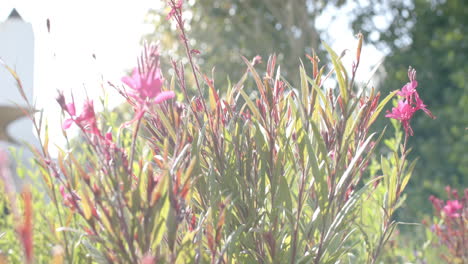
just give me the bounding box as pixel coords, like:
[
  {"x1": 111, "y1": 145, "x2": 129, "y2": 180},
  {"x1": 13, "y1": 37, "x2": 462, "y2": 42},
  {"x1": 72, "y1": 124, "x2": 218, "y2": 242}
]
[
  {"x1": 240, "y1": 89, "x2": 262, "y2": 122},
  {"x1": 322, "y1": 42, "x2": 348, "y2": 103},
  {"x1": 241, "y1": 56, "x2": 267, "y2": 103},
  {"x1": 325, "y1": 182, "x2": 370, "y2": 244},
  {"x1": 401, "y1": 158, "x2": 418, "y2": 192},
  {"x1": 335, "y1": 133, "x2": 376, "y2": 196},
  {"x1": 155, "y1": 107, "x2": 177, "y2": 141},
  {"x1": 299, "y1": 65, "x2": 310, "y2": 112},
  {"x1": 368, "y1": 91, "x2": 398, "y2": 126}
]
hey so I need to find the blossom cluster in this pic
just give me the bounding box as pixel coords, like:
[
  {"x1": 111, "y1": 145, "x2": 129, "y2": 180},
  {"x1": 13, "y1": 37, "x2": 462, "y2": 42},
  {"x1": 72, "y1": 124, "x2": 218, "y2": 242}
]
[
  {"x1": 385, "y1": 67, "x2": 435, "y2": 136},
  {"x1": 60, "y1": 98, "x2": 99, "y2": 135},
  {"x1": 121, "y1": 44, "x2": 175, "y2": 125},
  {"x1": 121, "y1": 44, "x2": 175, "y2": 106},
  {"x1": 428, "y1": 186, "x2": 467, "y2": 261}
]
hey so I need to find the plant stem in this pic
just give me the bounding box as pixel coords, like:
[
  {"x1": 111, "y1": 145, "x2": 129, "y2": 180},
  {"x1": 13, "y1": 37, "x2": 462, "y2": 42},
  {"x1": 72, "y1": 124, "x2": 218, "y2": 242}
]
[
  {"x1": 291, "y1": 169, "x2": 306, "y2": 264},
  {"x1": 173, "y1": 3, "x2": 207, "y2": 115},
  {"x1": 129, "y1": 112, "x2": 143, "y2": 173}
]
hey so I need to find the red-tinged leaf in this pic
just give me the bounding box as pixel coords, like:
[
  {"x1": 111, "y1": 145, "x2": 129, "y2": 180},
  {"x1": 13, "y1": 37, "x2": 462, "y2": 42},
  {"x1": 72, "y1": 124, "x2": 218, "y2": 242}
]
[
  {"x1": 0, "y1": 59, "x2": 28, "y2": 103},
  {"x1": 180, "y1": 178, "x2": 191, "y2": 200},
  {"x1": 306, "y1": 52, "x2": 320, "y2": 79},
  {"x1": 153, "y1": 155, "x2": 164, "y2": 169},
  {"x1": 57, "y1": 152, "x2": 69, "y2": 180},
  {"x1": 81, "y1": 193, "x2": 93, "y2": 220},
  {"x1": 241, "y1": 56, "x2": 267, "y2": 104},
  {"x1": 146, "y1": 165, "x2": 155, "y2": 202},
  {"x1": 266, "y1": 54, "x2": 277, "y2": 78},
  {"x1": 204, "y1": 74, "x2": 219, "y2": 108},
  {"x1": 206, "y1": 223, "x2": 215, "y2": 253},
  {"x1": 43, "y1": 123, "x2": 49, "y2": 151},
  {"x1": 174, "y1": 170, "x2": 182, "y2": 195},
  {"x1": 151, "y1": 173, "x2": 167, "y2": 207},
  {"x1": 18, "y1": 187, "x2": 34, "y2": 264},
  {"x1": 71, "y1": 155, "x2": 89, "y2": 183},
  {"x1": 151, "y1": 191, "x2": 162, "y2": 207},
  {"x1": 368, "y1": 90, "x2": 398, "y2": 127},
  {"x1": 216, "y1": 210, "x2": 225, "y2": 237},
  {"x1": 190, "y1": 49, "x2": 201, "y2": 55}
]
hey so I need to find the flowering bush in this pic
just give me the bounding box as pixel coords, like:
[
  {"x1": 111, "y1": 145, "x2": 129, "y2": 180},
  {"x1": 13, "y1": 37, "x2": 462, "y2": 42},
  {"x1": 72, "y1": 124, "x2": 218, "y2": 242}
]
[
  {"x1": 427, "y1": 186, "x2": 467, "y2": 263},
  {"x1": 0, "y1": 1, "x2": 438, "y2": 263}
]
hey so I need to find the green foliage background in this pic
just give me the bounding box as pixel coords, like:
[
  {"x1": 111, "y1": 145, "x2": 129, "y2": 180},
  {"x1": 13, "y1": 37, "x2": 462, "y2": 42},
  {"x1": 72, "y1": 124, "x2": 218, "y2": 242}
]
[{"x1": 145, "y1": 0, "x2": 349, "y2": 85}]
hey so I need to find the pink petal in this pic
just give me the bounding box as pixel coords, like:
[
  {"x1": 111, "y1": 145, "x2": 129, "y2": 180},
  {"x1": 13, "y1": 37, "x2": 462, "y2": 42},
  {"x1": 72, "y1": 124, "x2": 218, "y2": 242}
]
[
  {"x1": 422, "y1": 108, "x2": 435, "y2": 119},
  {"x1": 62, "y1": 119, "x2": 74, "y2": 130},
  {"x1": 120, "y1": 109, "x2": 146, "y2": 129},
  {"x1": 59, "y1": 185, "x2": 66, "y2": 197},
  {"x1": 66, "y1": 103, "x2": 76, "y2": 116},
  {"x1": 153, "y1": 91, "x2": 175, "y2": 104},
  {"x1": 105, "y1": 132, "x2": 113, "y2": 141},
  {"x1": 122, "y1": 76, "x2": 137, "y2": 90},
  {"x1": 129, "y1": 68, "x2": 139, "y2": 78},
  {"x1": 122, "y1": 68, "x2": 140, "y2": 89}
]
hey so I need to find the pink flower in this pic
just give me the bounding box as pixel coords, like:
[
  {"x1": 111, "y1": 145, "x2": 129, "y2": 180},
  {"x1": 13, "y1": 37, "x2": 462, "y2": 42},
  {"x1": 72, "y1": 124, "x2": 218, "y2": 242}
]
[
  {"x1": 62, "y1": 119, "x2": 74, "y2": 130},
  {"x1": 122, "y1": 67, "x2": 174, "y2": 104},
  {"x1": 397, "y1": 67, "x2": 418, "y2": 97},
  {"x1": 141, "y1": 254, "x2": 156, "y2": 264},
  {"x1": 121, "y1": 45, "x2": 175, "y2": 106},
  {"x1": 66, "y1": 103, "x2": 76, "y2": 116},
  {"x1": 386, "y1": 67, "x2": 435, "y2": 136},
  {"x1": 121, "y1": 44, "x2": 176, "y2": 127},
  {"x1": 397, "y1": 80, "x2": 417, "y2": 97},
  {"x1": 59, "y1": 185, "x2": 78, "y2": 209},
  {"x1": 385, "y1": 100, "x2": 416, "y2": 136},
  {"x1": 62, "y1": 100, "x2": 100, "y2": 136},
  {"x1": 76, "y1": 100, "x2": 96, "y2": 125},
  {"x1": 414, "y1": 93, "x2": 435, "y2": 119},
  {"x1": 443, "y1": 200, "x2": 463, "y2": 218},
  {"x1": 105, "y1": 132, "x2": 113, "y2": 142}
]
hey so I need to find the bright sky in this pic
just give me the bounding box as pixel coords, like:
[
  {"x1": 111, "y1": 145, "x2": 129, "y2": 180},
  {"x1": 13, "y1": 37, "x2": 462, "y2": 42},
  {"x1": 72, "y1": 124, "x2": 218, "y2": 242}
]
[
  {"x1": 1, "y1": 0, "x2": 159, "y2": 105},
  {"x1": 1, "y1": 0, "x2": 158, "y2": 149},
  {"x1": 0, "y1": 0, "x2": 385, "y2": 151}
]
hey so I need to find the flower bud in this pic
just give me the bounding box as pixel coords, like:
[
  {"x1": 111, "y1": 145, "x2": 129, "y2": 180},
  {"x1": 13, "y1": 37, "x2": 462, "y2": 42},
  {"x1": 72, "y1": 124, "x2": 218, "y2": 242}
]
[{"x1": 356, "y1": 32, "x2": 363, "y2": 63}]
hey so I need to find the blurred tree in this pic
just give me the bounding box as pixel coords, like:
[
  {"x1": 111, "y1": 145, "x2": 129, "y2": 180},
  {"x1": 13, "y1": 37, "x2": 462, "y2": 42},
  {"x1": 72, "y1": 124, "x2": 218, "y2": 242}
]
[
  {"x1": 145, "y1": 0, "x2": 348, "y2": 86},
  {"x1": 353, "y1": 0, "x2": 468, "y2": 218}
]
